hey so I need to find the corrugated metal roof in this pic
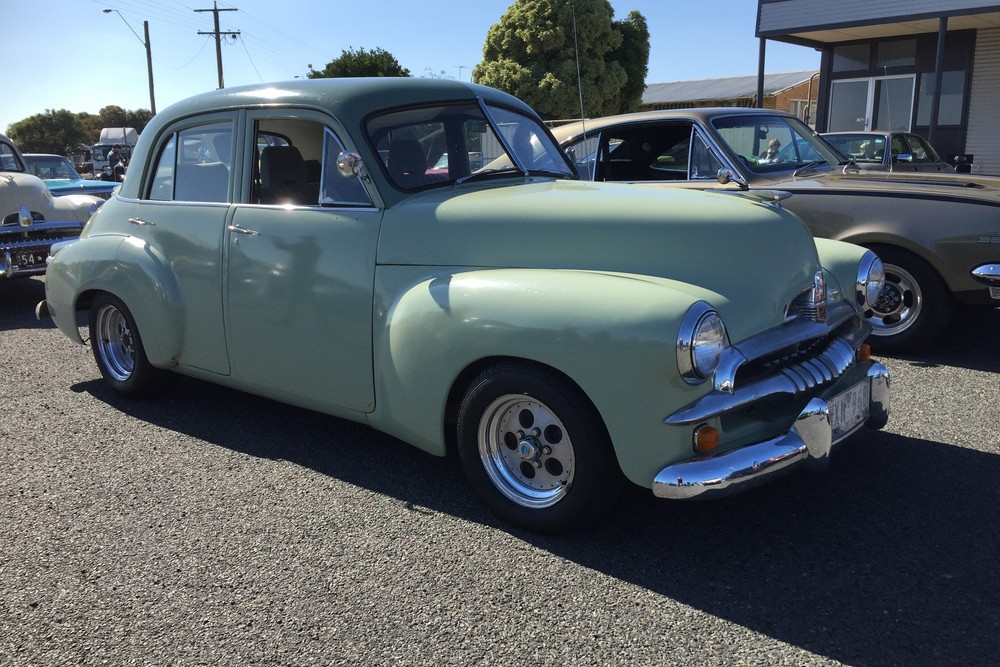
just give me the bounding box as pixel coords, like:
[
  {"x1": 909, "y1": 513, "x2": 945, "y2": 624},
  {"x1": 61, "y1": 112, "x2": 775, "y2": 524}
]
[{"x1": 642, "y1": 70, "x2": 818, "y2": 105}]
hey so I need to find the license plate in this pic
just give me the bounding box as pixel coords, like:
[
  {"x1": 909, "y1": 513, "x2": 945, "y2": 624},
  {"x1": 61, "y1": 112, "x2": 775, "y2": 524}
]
[
  {"x1": 990, "y1": 286, "x2": 1000, "y2": 300},
  {"x1": 12, "y1": 249, "x2": 49, "y2": 270},
  {"x1": 829, "y1": 380, "x2": 870, "y2": 442}
]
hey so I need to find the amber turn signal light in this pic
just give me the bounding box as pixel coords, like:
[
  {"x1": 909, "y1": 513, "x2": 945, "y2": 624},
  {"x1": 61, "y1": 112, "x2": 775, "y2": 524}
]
[
  {"x1": 693, "y1": 424, "x2": 719, "y2": 453},
  {"x1": 859, "y1": 343, "x2": 871, "y2": 362}
]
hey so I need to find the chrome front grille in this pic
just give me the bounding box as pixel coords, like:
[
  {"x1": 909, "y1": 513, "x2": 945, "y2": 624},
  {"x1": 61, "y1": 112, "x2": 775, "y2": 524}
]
[{"x1": 666, "y1": 301, "x2": 868, "y2": 425}]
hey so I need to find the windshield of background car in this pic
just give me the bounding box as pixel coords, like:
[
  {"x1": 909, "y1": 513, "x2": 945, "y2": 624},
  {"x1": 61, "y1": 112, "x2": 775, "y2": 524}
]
[
  {"x1": 710, "y1": 114, "x2": 843, "y2": 174},
  {"x1": 365, "y1": 101, "x2": 574, "y2": 190},
  {"x1": 0, "y1": 140, "x2": 25, "y2": 172},
  {"x1": 25, "y1": 156, "x2": 80, "y2": 180}
]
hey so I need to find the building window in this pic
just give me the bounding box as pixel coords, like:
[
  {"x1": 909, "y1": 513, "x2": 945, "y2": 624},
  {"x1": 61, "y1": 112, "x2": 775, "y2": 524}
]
[
  {"x1": 833, "y1": 44, "x2": 870, "y2": 72},
  {"x1": 876, "y1": 40, "x2": 916, "y2": 69},
  {"x1": 916, "y1": 71, "x2": 966, "y2": 126},
  {"x1": 789, "y1": 99, "x2": 818, "y2": 126}
]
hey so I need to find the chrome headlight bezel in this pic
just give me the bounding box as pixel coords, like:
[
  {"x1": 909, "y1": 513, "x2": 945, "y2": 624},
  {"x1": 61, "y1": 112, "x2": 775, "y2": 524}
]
[
  {"x1": 677, "y1": 301, "x2": 728, "y2": 385},
  {"x1": 856, "y1": 250, "x2": 885, "y2": 310}
]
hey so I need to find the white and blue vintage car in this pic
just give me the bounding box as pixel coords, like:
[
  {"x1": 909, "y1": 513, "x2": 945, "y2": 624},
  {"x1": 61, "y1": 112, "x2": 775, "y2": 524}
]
[{"x1": 38, "y1": 79, "x2": 889, "y2": 533}]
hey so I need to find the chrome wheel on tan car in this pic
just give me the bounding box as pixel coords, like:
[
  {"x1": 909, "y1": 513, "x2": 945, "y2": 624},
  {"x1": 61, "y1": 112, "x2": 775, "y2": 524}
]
[
  {"x1": 457, "y1": 363, "x2": 620, "y2": 533},
  {"x1": 867, "y1": 247, "x2": 951, "y2": 352}
]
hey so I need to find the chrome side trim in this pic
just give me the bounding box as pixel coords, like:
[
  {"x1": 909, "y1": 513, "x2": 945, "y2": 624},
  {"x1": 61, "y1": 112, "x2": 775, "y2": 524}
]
[
  {"x1": 971, "y1": 263, "x2": 1000, "y2": 286},
  {"x1": 654, "y1": 362, "x2": 889, "y2": 499}
]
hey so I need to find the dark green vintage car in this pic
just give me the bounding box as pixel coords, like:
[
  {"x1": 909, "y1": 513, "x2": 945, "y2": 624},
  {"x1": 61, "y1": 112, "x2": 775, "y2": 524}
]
[{"x1": 39, "y1": 79, "x2": 889, "y2": 533}]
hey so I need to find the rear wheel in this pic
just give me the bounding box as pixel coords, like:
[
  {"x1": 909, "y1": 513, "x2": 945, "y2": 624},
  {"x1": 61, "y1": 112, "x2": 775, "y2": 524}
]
[
  {"x1": 457, "y1": 363, "x2": 621, "y2": 533},
  {"x1": 866, "y1": 246, "x2": 951, "y2": 352},
  {"x1": 89, "y1": 293, "x2": 164, "y2": 397}
]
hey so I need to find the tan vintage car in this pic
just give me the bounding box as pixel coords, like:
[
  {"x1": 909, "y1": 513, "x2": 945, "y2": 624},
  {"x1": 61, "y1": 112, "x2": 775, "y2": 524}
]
[
  {"x1": 1, "y1": 133, "x2": 102, "y2": 280},
  {"x1": 553, "y1": 108, "x2": 1000, "y2": 351}
]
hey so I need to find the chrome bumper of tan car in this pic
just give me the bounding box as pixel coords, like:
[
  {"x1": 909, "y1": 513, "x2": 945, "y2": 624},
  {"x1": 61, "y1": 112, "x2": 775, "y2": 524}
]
[{"x1": 652, "y1": 362, "x2": 889, "y2": 500}]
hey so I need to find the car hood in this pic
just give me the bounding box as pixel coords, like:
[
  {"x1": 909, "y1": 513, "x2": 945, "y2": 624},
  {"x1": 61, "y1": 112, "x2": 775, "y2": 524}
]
[
  {"x1": 43, "y1": 178, "x2": 118, "y2": 196},
  {"x1": 759, "y1": 167, "x2": 1000, "y2": 204},
  {"x1": 378, "y1": 179, "x2": 826, "y2": 341},
  {"x1": 0, "y1": 172, "x2": 101, "y2": 223}
]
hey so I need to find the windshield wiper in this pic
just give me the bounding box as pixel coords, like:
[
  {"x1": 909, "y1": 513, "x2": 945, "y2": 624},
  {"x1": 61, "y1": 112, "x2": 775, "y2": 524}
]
[
  {"x1": 455, "y1": 167, "x2": 525, "y2": 185},
  {"x1": 792, "y1": 160, "x2": 828, "y2": 177},
  {"x1": 525, "y1": 169, "x2": 573, "y2": 179}
]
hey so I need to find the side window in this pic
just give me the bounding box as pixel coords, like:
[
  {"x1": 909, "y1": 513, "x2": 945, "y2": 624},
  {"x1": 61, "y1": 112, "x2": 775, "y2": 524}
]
[
  {"x1": 690, "y1": 130, "x2": 723, "y2": 180},
  {"x1": 147, "y1": 122, "x2": 232, "y2": 202},
  {"x1": 253, "y1": 118, "x2": 369, "y2": 206},
  {"x1": 564, "y1": 135, "x2": 599, "y2": 180},
  {"x1": 0, "y1": 141, "x2": 25, "y2": 172},
  {"x1": 320, "y1": 127, "x2": 372, "y2": 206}
]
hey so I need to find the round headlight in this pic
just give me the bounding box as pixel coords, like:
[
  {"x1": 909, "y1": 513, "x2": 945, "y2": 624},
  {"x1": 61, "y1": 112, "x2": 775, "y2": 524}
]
[
  {"x1": 677, "y1": 302, "x2": 728, "y2": 385},
  {"x1": 856, "y1": 251, "x2": 885, "y2": 309}
]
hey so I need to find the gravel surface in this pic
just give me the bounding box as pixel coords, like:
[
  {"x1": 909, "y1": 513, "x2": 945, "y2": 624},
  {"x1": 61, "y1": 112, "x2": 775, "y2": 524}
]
[{"x1": 2, "y1": 276, "x2": 998, "y2": 666}]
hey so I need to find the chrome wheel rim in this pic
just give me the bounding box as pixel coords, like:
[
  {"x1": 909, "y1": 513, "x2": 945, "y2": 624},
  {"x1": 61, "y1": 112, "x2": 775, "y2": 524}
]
[
  {"x1": 868, "y1": 262, "x2": 922, "y2": 337},
  {"x1": 477, "y1": 394, "x2": 575, "y2": 509},
  {"x1": 94, "y1": 303, "x2": 135, "y2": 382}
]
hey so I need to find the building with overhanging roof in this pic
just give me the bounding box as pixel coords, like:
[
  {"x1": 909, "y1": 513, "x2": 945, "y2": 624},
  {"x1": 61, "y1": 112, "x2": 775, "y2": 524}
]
[{"x1": 755, "y1": 0, "x2": 1000, "y2": 174}]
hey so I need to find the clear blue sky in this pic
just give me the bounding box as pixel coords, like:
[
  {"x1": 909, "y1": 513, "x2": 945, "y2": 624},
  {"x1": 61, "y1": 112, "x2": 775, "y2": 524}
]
[{"x1": 2, "y1": 0, "x2": 819, "y2": 134}]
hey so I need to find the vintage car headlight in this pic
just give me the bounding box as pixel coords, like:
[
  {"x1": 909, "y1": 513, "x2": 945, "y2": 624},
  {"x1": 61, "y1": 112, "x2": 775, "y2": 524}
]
[
  {"x1": 677, "y1": 301, "x2": 728, "y2": 385},
  {"x1": 856, "y1": 251, "x2": 885, "y2": 309}
]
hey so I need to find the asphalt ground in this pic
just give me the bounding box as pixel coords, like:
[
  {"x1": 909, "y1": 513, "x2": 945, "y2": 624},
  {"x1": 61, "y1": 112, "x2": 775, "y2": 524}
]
[{"x1": 2, "y1": 275, "x2": 998, "y2": 666}]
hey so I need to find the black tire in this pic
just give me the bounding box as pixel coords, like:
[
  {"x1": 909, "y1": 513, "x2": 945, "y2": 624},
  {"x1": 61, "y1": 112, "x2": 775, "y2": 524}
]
[
  {"x1": 89, "y1": 293, "x2": 164, "y2": 398},
  {"x1": 456, "y1": 362, "x2": 622, "y2": 534},
  {"x1": 865, "y1": 245, "x2": 952, "y2": 353}
]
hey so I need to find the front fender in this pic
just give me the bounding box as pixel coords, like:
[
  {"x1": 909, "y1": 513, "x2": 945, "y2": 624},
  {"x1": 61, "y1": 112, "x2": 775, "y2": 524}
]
[
  {"x1": 45, "y1": 234, "x2": 184, "y2": 366},
  {"x1": 370, "y1": 266, "x2": 726, "y2": 485}
]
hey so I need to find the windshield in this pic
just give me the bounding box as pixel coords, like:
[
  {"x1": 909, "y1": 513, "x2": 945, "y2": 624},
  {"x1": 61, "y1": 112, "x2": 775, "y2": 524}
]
[
  {"x1": 24, "y1": 155, "x2": 81, "y2": 180},
  {"x1": 710, "y1": 114, "x2": 844, "y2": 175},
  {"x1": 366, "y1": 101, "x2": 574, "y2": 190}
]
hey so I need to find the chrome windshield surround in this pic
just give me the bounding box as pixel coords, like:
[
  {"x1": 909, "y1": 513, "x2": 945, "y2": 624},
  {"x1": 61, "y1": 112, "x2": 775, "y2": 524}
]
[{"x1": 666, "y1": 300, "x2": 867, "y2": 425}]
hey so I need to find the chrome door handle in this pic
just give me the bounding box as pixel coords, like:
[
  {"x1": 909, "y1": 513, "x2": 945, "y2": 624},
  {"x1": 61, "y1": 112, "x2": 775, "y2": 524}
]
[
  {"x1": 227, "y1": 224, "x2": 260, "y2": 236},
  {"x1": 128, "y1": 218, "x2": 154, "y2": 226}
]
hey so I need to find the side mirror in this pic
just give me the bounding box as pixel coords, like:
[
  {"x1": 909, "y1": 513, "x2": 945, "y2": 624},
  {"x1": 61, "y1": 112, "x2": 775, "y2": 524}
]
[
  {"x1": 717, "y1": 168, "x2": 749, "y2": 191},
  {"x1": 336, "y1": 151, "x2": 363, "y2": 179},
  {"x1": 894, "y1": 153, "x2": 913, "y2": 163}
]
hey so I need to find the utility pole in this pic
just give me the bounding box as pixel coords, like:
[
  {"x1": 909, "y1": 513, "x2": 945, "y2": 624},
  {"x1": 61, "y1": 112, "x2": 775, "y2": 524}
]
[{"x1": 195, "y1": 1, "x2": 240, "y2": 89}]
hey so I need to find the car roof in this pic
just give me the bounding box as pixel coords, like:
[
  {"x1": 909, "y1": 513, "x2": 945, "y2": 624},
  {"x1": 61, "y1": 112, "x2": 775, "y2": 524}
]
[
  {"x1": 144, "y1": 78, "x2": 538, "y2": 136},
  {"x1": 550, "y1": 107, "x2": 799, "y2": 142}
]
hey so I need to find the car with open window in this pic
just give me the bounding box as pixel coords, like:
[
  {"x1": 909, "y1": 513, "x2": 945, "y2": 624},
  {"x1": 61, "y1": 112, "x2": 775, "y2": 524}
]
[
  {"x1": 0, "y1": 134, "x2": 102, "y2": 281},
  {"x1": 820, "y1": 130, "x2": 956, "y2": 173},
  {"x1": 39, "y1": 79, "x2": 889, "y2": 533},
  {"x1": 23, "y1": 153, "x2": 120, "y2": 199},
  {"x1": 553, "y1": 108, "x2": 1000, "y2": 351}
]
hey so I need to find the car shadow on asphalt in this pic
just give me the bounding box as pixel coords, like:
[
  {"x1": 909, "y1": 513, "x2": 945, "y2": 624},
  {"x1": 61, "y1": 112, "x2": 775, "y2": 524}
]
[{"x1": 73, "y1": 364, "x2": 1000, "y2": 667}]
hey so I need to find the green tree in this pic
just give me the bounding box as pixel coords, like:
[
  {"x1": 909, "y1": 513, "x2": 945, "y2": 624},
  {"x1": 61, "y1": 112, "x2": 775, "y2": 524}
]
[
  {"x1": 611, "y1": 10, "x2": 650, "y2": 113},
  {"x1": 7, "y1": 109, "x2": 89, "y2": 154},
  {"x1": 308, "y1": 47, "x2": 411, "y2": 78},
  {"x1": 473, "y1": 0, "x2": 648, "y2": 119}
]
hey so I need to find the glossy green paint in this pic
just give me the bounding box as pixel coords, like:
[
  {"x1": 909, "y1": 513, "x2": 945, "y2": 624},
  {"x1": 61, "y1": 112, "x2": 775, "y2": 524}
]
[
  {"x1": 369, "y1": 266, "x2": 722, "y2": 485},
  {"x1": 43, "y1": 79, "x2": 879, "y2": 493}
]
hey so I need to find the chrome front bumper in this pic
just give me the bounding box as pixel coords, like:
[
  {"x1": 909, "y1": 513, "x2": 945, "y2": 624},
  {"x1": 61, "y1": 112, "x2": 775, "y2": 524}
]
[{"x1": 652, "y1": 362, "x2": 889, "y2": 500}]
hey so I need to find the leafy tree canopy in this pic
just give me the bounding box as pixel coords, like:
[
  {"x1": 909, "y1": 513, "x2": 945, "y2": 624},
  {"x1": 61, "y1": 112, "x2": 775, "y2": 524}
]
[
  {"x1": 308, "y1": 47, "x2": 412, "y2": 78},
  {"x1": 7, "y1": 106, "x2": 153, "y2": 154},
  {"x1": 472, "y1": 0, "x2": 649, "y2": 119}
]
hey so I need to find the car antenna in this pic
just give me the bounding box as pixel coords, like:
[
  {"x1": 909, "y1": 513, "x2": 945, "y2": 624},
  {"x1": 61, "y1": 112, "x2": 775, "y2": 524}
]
[{"x1": 572, "y1": 4, "x2": 587, "y2": 134}]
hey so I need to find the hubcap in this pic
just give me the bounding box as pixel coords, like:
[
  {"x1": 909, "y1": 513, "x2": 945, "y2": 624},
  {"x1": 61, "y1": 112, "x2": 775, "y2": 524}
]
[
  {"x1": 94, "y1": 304, "x2": 135, "y2": 382},
  {"x1": 477, "y1": 395, "x2": 575, "y2": 509},
  {"x1": 868, "y1": 263, "x2": 921, "y2": 337}
]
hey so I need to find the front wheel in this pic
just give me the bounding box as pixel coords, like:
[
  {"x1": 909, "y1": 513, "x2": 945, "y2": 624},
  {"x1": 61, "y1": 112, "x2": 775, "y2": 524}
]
[
  {"x1": 865, "y1": 246, "x2": 951, "y2": 352},
  {"x1": 89, "y1": 293, "x2": 164, "y2": 397},
  {"x1": 456, "y1": 363, "x2": 621, "y2": 533}
]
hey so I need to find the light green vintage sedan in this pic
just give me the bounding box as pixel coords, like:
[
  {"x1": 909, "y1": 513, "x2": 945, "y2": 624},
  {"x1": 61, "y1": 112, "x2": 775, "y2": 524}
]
[{"x1": 39, "y1": 79, "x2": 889, "y2": 533}]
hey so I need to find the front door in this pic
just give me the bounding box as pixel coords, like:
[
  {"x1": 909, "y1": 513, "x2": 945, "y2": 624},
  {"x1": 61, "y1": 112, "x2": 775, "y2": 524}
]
[{"x1": 225, "y1": 113, "x2": 381, "y2": 413}]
